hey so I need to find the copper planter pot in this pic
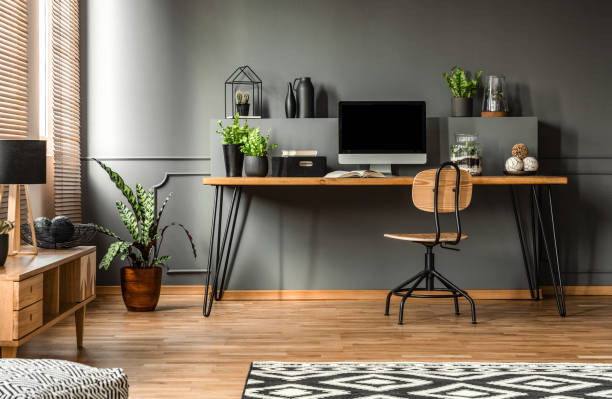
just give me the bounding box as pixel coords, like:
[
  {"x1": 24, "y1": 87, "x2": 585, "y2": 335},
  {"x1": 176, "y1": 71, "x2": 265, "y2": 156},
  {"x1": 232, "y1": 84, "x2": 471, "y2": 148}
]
[{"x1": 120, "y1": 266, "x2": 162, "y2": 311}]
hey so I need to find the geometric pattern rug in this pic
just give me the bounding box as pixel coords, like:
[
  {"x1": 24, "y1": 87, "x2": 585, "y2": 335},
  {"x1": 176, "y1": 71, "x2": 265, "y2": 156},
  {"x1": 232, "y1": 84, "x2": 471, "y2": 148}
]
[{"x1": 242, "y1": 362, "x2": 612, "y2": 399}]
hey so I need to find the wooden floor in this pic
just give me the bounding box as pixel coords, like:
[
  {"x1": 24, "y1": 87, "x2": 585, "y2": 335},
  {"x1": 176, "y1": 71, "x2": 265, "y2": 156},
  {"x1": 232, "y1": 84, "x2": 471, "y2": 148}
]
[{"x1": 14, "y1": 294, "x2": 612, "y2": 398}]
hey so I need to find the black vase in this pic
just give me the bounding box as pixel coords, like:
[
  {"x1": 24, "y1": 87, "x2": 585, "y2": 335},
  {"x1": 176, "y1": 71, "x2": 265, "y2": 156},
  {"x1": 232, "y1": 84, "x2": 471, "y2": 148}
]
[
  {"x1": 244, "y1": 156, "x2": 268, "y2": 177},
  {"x1": 451, "y1": 98, "x2": 473, "y2": 117},
  {"x1": 236, "y1": 103, "x2": 250, "y2": 117},
  {"x1": 222, "y1": 144, "x2": 244, "y2": 177},
  {"x1": 293, "y1": 77, "x2": 314, "y2": 118},
  {"x1": 285, "y1": 82, "x2": 296, "y2": 118},
  {"x1": 0, "y1": 234, "x2": 8, "y2": 267}
]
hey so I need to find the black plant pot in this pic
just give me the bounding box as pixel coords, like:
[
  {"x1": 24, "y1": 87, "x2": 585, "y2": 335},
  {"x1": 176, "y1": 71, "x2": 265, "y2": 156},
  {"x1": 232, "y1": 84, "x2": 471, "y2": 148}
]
[
  {"x1": 451, "y1": 97, "x2": 473, "y2": 117},
  {"x1": 245, "y1": 156, "x2": 268, "y2": 177},
  {"x1": 222, "y1": 144, "x2": 244, "y2": 177},
  {"x1": 236, "y1": 103, "x2": 250, "y2": 117},
  {"x1": 0, "y1": 234, "x2": 8, "y2": 267}
]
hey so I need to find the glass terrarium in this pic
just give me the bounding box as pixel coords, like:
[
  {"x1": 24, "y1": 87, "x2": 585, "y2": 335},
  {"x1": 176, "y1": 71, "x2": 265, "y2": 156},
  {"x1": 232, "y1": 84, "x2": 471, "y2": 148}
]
[
  {"x1": 482, "y1": 75, "x2": 509, "y2": 116},
  {"x1": 450, "y1": 133, "x2": 482, "y2": 176}
]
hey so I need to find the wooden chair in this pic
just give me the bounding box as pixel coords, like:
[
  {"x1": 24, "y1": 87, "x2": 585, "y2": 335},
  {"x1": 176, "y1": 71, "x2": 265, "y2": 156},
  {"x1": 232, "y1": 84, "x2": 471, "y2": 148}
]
[{"x1": 384, "y1": 162, "x2": 476, "y2": 324}]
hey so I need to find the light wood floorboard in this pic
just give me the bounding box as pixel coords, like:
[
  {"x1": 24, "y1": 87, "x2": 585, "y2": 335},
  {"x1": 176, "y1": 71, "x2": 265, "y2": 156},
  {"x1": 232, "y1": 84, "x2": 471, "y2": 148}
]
[{"x1": 14, "y1": 294, "x2": 612, "y2": 399}]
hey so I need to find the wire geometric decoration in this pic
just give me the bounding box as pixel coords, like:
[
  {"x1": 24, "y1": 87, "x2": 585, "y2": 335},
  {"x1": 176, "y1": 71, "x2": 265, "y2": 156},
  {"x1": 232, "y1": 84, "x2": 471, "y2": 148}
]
[{"x1": 225, "y1": 65, "x2": 262, "y2": 119}]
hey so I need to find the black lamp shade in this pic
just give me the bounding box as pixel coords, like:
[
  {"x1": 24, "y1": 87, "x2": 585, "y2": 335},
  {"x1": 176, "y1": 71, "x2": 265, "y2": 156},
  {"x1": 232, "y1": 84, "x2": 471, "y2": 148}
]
[{"x1": 0, "y1": 140, "x2": 46, "y2": 184}]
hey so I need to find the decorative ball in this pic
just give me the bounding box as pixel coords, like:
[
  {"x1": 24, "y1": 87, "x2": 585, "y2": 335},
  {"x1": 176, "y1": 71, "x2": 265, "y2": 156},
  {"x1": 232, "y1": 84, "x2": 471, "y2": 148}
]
[
  {"x1": 34, "y1": 217, "x2": 52, "y2": 230},
  {"x1": 512, "y1": 143, "x2": 529, "y2": 159},
  {"x1": 523, "y1": 157, "x2": 539, "y2": 172},
  {"x1": 51, "y1": 216, "x2": 75, "y2": 243},
  {"x1": 505, "y1": 156, "x2": 524, "y2": 172}
]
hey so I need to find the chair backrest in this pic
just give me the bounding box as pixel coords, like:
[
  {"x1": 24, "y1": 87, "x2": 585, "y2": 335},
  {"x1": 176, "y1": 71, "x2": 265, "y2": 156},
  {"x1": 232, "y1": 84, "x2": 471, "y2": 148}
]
[{"x1": 412, "y1": 166, "x2": 473, "y2": 213}]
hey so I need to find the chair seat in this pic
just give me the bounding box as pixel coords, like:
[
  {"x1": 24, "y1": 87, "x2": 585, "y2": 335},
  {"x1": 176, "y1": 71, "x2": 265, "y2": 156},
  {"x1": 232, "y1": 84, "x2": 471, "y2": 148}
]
[{"x1": 384, "y1": 232, "x2": 468, "y2": 243}]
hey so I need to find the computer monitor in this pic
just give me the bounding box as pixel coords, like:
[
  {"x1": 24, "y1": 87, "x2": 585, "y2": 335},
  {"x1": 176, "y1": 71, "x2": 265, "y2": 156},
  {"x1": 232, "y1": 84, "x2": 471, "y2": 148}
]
[{"x1": 338, "y1": 101, "x2": 426, "y2": 174}]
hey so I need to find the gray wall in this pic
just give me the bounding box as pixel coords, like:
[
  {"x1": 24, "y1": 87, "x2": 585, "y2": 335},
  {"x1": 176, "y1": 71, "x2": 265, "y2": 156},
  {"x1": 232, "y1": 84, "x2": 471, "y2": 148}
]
[{"x1": 82, "y1": 0, "x2": 612, "y2": 287}]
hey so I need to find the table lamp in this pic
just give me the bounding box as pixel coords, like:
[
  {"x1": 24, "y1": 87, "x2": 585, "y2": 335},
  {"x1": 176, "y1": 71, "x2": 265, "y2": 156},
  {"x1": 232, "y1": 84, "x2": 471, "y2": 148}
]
[{"x1": 0, "y1": 140, "x2": 46, "y2": 255}]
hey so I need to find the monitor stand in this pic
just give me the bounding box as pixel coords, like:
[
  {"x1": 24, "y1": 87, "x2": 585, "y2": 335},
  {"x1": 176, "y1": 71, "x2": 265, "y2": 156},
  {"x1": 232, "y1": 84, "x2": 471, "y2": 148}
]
[{"x1": 370, "y1": 164, "x2": 392, "y2": 175}]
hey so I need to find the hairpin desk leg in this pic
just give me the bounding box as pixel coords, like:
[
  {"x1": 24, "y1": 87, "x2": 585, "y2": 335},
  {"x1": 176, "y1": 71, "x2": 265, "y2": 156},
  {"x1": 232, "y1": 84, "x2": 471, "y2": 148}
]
[
  {"x1": 510, "y1": 186, "x2": 538, "y2": 299},
  {"x1": 531, "y1": 185, "x2": 566, "y2": 317},
  {"x1": 203, "y1": 186, "x2": 243, "y2": 317}
]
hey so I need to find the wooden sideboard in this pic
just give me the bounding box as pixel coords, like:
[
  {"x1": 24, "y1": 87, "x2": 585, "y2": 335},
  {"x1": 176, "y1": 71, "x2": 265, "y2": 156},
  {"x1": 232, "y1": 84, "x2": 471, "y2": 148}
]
[{"x1": 0, "y1": 246, "x2": 96, "y2": 358}]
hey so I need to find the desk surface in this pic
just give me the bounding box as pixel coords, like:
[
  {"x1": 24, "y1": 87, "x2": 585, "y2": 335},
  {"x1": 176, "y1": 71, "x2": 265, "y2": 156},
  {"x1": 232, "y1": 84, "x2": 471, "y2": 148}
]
[
  {"x1": 203, "y1": 176, "x2": 568, "y2": 186},
  {"x1": 0, "y1": 246, "x2": 96, "y2": 281}
]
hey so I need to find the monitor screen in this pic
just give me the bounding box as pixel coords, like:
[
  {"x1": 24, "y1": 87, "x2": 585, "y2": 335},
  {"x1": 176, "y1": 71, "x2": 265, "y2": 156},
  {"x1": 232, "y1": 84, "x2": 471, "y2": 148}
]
[{"x1": 339, "y1": 101, "x2": 426, "y2": 154}]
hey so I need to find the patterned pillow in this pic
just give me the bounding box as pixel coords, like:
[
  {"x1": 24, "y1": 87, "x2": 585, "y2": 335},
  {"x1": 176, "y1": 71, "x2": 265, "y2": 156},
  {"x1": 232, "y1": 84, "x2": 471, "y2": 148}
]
[{"x1": 0, "y1": 359, "x2": 128, "y2": 399}]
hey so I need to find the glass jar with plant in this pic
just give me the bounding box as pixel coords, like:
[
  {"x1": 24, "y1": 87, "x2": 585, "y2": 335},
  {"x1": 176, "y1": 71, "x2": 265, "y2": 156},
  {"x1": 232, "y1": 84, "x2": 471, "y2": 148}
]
[
  {"x1": 0, "y1": 220, "x2": 15, "y2": 266},
  {"x1": 235, "y1": 90, "x2": 250, "y2": 116},
  {"x1": 92, "y1": 159, "x2": 197, "y2": 311},
  {"x1": 241, "y1": 128, "x2": 278, "y2": 177},
  {"x1": 443, "y1": 66, "x2": 482, "y2": 117},
  {"x1": 216, "y1": 113, "x2": 251, "y2": 177},
  {"x1": 450, "y1": 133, "x2": 482, "y2": 176}
]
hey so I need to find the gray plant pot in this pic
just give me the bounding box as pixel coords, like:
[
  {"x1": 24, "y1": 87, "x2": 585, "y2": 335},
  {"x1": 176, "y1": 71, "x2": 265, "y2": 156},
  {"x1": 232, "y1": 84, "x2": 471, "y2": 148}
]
[
  {"x1": 222, "y1": 144, "x2": 244, "y2": 177},
  {"x1": 451, "y1": 97, "x2": 473, "y2": 117},
  {"x1": 245, "y1": 156, "x2": 268, "y2": 177}
]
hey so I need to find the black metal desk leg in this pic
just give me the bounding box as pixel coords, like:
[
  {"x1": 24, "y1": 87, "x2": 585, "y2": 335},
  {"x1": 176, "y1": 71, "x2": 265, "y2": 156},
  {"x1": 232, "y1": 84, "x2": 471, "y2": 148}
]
[
  {"x1": 202, "y1": 186, "x2": 243, "y2": 317},
  {"x1": 546, "y1": 185, "x2": 566, "y2": 316},
  {"x1": 531, "y1": 185, "x2": 567, "y2": 317},
  {"x1": 510, "y1": 186, "x2": 538, "y2": 299},
  {"x1": 203, "y1": 186, "x2": 220, "y2": 317}
]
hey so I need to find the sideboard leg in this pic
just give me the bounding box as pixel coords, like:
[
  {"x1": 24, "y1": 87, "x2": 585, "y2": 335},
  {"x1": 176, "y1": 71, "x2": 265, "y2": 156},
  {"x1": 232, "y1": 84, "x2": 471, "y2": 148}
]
[
  {"x1": 1, "y1": 346, "x2": 17, "y2": 358},
  {"x1": 75, "y1": 306, "x2": 85, "y2": 348}
]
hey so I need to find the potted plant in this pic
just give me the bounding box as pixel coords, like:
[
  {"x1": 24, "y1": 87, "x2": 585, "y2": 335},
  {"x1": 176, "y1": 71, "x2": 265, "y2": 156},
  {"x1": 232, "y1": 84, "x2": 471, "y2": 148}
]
[
  {"x1": 235, "y1": 90, "x2": 250, "y2": 116},
  {"x1": 443, "y1": 66, "x2": 482, "y2": 117},
  {"x1": 92, "y1": 159, "x2": 197, "y2": 311},
  {"x1": 216, "y1": 113, "x2": 251, "y2": 177},
  {"x1": 0, "y1": 220, "x2": 15, "y2": 266},
  {"x1": 241, "y1": 127, "x2": 277, "y2": 177}
]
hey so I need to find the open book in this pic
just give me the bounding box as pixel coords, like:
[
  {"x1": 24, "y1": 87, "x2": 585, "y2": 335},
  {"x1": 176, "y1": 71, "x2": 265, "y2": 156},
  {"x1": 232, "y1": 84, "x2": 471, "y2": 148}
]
[{"x1": 324, "y1": 170, "x2": 386, "y2": 178}]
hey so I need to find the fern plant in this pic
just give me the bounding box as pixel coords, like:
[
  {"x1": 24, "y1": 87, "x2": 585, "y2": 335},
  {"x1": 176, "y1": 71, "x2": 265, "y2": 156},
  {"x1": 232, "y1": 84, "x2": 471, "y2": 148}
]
[
  {"x1": 443, "y1": 66, "x2": 482, "y2": 98},
  {"x1": 0, "y1": 220, "x2": 14, "y2": 234},
  {"x1": 240, "y1": 127, "x2": 277, "y2": 156},
  {"x1": 93, "y1": 159, "x2": 196, "y2": 270},
  {"x1": 216, "y1": 113, "x2": 251, "y2": 145}
]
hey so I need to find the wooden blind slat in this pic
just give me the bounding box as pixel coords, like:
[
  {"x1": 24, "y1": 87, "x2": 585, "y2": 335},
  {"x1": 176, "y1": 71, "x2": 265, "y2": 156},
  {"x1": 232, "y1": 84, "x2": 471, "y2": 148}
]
[
  {"x1": 0, "y1": 0, "x2": 28, "y2": 143},
  {"x1": 51, "y1": 0, "x2": 81, "y2": 222}
]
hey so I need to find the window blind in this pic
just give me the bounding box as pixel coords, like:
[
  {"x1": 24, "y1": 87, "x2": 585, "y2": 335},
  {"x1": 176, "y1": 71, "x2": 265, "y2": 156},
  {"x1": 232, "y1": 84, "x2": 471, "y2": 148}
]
[
  {"x1": 50, "y1": 0, "x2": 80, "y2": 222},
  {"x1": 0, "y1": 0, "x2": 29, "y2": 220}
]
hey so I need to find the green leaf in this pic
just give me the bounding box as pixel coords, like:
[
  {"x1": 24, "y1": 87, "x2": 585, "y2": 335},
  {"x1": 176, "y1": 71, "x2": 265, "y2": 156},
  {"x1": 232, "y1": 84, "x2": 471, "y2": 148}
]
[
  {"x1": 94, "y1": 159, "x2": 141, "y2": 218},
  {"x1": 92, "y1": 223, "x2": 122, "y2": 240},
  {"x1": 99, "y1": 241, "x2": 131, "y2": 270},
  {"x1": 141, "y1": 189, "x2": 155, "y2": 240},
  {"x1": 116, "y1": 201, "x2": 140, "y2": 242},
  {"x1": 152, "y1": 256, "x2": 171, "y2": 266},
  {"x1": 135, "y1": 184, "x2": 147, "y2": 220}
]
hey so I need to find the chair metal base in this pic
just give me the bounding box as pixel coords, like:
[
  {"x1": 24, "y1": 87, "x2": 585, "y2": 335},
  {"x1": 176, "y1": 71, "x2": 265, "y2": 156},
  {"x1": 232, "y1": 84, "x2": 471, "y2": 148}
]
[{"x1": 384, "y1": 246, "x2": 476, "y2": 324}]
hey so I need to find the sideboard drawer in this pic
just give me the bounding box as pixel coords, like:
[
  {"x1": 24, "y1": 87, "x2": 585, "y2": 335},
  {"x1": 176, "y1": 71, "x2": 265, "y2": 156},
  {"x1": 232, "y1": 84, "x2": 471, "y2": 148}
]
[
  {"x1": 13, "y1": 275, "x2": 43, "y2": 310},
  {"x1": 13, "y1": 300, "x2": 43, "y2": 339}
]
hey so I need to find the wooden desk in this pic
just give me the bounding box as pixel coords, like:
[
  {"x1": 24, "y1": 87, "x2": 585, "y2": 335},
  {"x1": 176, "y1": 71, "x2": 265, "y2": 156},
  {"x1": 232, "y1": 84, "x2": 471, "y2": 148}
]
[
  {"x1": 0, "y1": 246, "x2": 96, "y2": 358},
  {"x1": 201, "y1": 176, "x2": 568, "y2": 318}
]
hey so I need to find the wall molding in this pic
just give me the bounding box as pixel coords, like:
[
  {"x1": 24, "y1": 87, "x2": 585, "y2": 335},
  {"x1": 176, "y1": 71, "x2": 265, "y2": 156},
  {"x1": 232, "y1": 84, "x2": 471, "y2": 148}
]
[
  {"x1": 82, "y1": 156, "x2": 211, "y2": 161},
  {"x1": 96, "y1": 286, "x2": 543, "y2": 300}
]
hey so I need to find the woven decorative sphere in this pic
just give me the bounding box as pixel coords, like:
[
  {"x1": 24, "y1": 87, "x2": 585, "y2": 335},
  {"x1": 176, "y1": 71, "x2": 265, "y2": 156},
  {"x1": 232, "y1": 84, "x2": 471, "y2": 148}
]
[
  {"x1": 505, "y1": 156, "x2": 524, "y2": 172},
  {"x1": 523, "y1": 157, "x2": 539, "y2": 172},
  {"x1": 512, "y1": 143, "x2": 529, "y2": 159}
]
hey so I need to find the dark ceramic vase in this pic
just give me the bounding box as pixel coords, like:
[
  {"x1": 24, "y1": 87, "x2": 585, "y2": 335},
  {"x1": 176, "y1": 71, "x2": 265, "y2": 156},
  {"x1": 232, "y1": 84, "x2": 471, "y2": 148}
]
[
  {"x1": 245, "y1": 156, "x2": 268, "y2": 177},
  {"x1": 236, "y1": 103, "x2": 250, "y2": 117},
  {"x1": 451, "y1": 97, "x2": 473, "y2": 117},
  {"x1": 293, "y1": 77, "x2": 314, "y2": 118},
  {"x1": 0, "y1": 234, "x2": 8, "y2": 267},
  {"x1": 120, "y1": 266, "x2": 162, "y2": 311},
  {"x1": 285, "y1": 82, "x2": 296, "y2": 118},
  {"x1": 222, "y1": 144, "x2": 244, "y2": 177}
]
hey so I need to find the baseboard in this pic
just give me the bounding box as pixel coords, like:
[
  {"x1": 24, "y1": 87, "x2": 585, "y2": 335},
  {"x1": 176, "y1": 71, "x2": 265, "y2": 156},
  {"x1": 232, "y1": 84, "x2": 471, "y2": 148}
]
[
  {"x1": 541, "y1": 285, "x2": 612, "y2": 296},
  {"x1": 95, "y1": 286, "x2": 542, "y2": 300}
]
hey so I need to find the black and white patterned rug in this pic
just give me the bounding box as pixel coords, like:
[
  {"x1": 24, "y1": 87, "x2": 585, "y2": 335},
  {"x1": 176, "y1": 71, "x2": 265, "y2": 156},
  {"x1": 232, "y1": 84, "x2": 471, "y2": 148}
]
[{"x1": 242, "y1": 362, "x2": 612, "y2": 399}]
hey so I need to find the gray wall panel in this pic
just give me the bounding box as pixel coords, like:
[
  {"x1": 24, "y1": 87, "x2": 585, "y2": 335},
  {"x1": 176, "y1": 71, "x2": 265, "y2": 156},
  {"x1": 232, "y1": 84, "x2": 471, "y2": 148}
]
[{"x1": 82, "y1": 0, "x2": 612, "y2": 287}]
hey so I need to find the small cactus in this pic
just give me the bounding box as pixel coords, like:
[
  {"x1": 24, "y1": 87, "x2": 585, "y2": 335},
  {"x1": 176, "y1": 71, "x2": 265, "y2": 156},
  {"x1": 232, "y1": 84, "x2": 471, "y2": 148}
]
[
  {"x1": 235, "y1": 91, "x2": 243, "y2": 104},
  {"x1": 242, "y1": 92, "x2": 250, "y2": 104}
]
